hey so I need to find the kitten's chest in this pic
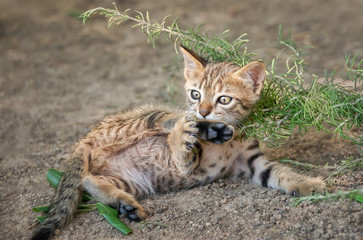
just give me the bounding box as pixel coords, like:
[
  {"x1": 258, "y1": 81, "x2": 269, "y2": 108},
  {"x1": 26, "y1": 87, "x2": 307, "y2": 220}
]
[{"x1": 198, "y1": 140, "x2": 243, "y2": 177}]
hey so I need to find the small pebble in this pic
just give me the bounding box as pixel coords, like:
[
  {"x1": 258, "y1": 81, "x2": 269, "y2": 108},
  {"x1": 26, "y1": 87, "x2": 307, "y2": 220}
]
[{"x1": 220, "y1": 198, "x2": 227, "y2": 204}]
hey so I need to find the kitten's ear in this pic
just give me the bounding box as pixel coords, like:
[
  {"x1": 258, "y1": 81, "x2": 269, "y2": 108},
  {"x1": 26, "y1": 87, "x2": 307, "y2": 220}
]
[
  {"x1": 233, "y1": 61, "x2": 266, "y2": 95},
  {"x1": 180, "y1": 46, "x2": 207, "y2": 81}
]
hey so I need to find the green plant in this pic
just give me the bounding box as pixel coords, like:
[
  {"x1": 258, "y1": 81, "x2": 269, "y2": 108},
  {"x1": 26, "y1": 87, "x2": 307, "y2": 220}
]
[
  {"x1": 277, "y1": 159, "x2": 332, "y2": 171},
  {"x1": 80, "y1": 4, "x2": 362, "y2": 148},
  {"x1": 292, "y1": 188, "x2": 363, "y2": 207},
  {"x1": 325, "y1": 157, "x2": 363, "y2": 181},
  {"x1": 278, "y1": 157, "x2": 363, "y2": 174}
]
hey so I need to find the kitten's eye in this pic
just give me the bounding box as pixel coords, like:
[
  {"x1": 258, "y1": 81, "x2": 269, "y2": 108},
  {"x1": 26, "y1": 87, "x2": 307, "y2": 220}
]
[
  {"x1": 218, "y1": 96, "x2": 232, "y2": 105},
  {"x1": 191, "y1": 90, "x2": 201, "y2": 100}
]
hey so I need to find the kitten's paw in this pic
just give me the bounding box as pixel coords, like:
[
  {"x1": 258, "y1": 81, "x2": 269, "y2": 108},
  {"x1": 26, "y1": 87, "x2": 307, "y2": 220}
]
[
  {"x1": 289, "y1": 177, "x2": 326, "y2": 197},
  {"x1": 181, "y1": 115, "x2": 199, "y2": 151},
  {"x1": 118, "y1": 202, "x2": 147, "y2": 222},
  {"x1": 206, "y1": 123, "x2": 234, "y2": 144}
]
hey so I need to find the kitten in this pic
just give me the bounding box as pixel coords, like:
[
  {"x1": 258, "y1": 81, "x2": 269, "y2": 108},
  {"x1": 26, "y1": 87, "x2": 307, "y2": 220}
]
[{"x1": 31, "y1": 46, "x2": 326, "y2": 240}]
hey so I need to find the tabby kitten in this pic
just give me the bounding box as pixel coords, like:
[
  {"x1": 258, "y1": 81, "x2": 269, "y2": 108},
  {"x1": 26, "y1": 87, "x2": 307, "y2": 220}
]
[{"x1": 31, "y1": 46, "x2": 326, "y2": 240}]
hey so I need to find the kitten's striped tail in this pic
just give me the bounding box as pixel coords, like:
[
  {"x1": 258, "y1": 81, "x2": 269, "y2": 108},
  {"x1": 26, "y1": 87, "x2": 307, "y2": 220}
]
[{"x1": 31, "y1": 149, "x2": 85, "y2": 240}]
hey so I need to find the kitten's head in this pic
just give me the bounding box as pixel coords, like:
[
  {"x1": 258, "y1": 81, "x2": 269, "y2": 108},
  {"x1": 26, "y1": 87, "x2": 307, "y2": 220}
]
[{"x1": 180, "y1": 46, "x2": 265, "y2": 125}]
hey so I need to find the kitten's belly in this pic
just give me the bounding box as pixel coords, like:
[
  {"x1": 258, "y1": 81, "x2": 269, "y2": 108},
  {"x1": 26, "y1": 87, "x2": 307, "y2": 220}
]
[
  {"x1": 99, "y1": 137, "x2": 243, "y2": 197},
  {"x1": 104, "y1": 135, "x2": 170, "y2": 196},
  {"x1": 199, "y1": 140, "x2": 242, "y2": 178}
]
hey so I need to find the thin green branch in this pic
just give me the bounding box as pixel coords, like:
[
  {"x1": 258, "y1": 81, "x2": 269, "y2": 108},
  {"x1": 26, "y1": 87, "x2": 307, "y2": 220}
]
[
  {"x1": 292, "y1": 188, "x2": 363, "y2": 206},
  {"x1": 278, "y1": 159, "x2": 336, "y2": 170},
  {"x1": 325, "y1": 157, "x2": 363, "y2": 181},
  {"x1": 80, "y1": 4, "x2": 252, "y2": 64}
]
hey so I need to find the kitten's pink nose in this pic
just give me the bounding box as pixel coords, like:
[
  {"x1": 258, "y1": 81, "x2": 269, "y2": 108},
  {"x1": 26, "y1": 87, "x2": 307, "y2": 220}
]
[
  {"x1": 199, "y1": 102, "x2": 212, "y2": 118},
  {"x1": 199, "y1": 109, "x2": 210, "y2": 117}
]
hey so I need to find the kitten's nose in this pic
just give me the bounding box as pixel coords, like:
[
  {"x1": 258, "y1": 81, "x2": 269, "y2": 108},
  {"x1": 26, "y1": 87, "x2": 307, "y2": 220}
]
[
  {"x1": 199, "y1": 109, "x2": 211, "y2": 118},
  {"x1": 199, "y1": 102, "x2": 212, "y2": 118}
]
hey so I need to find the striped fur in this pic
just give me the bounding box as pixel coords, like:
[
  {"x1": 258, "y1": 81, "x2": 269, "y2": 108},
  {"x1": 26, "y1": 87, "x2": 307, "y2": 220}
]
[{"x1": 31, "y1": 47, "x2": 325, "y2": 239}]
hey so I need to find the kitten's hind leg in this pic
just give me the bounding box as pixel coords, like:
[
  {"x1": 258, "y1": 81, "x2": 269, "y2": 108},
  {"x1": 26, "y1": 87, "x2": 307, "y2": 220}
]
[
  {"x1": 232, "y1": 141, "x2": 326, "y2": 196},
  {"x1": 256, "y1": 160, "x2": 326, "y2": 196},
  {"x1": 82, "y1": 175, "x2": 147, "y2": 221}
]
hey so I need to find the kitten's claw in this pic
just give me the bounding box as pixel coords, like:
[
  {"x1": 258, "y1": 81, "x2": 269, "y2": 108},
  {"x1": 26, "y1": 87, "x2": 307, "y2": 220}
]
[
  {"x1": 185, "y1": 142, "x2": 194, "y2": 150},
  {"x1": 290, "y1": 190, "x2": 299, "y2": 197}
]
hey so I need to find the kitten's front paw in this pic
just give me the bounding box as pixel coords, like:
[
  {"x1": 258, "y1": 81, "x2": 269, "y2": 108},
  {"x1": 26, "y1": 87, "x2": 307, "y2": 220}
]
[
  {"x1": 206, "y1": 123, "x2": 234, "y2": 144},
  {"x1": 181, "y1": 115, "x2": 199, "y2": 151},
  {"x1": 289, "y1": 177, "x2": 326, "y2": 197}
]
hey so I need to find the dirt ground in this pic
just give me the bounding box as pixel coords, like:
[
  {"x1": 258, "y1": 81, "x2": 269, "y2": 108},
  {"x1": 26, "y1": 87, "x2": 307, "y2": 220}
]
[{"x1": 1, "y1": 0, "x2": 362, "y2": 239}]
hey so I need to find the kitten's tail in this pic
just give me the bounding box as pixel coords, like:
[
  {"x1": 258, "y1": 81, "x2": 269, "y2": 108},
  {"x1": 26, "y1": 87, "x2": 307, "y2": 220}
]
[{"x1": 31, "y1": 148, "x2": 86, "y2": 240}]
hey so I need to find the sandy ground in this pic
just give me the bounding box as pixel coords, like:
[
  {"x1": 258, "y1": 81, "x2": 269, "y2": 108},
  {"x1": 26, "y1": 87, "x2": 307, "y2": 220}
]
[{"x1": 0, "y1": 0, "x2": 362, "y2": 239}]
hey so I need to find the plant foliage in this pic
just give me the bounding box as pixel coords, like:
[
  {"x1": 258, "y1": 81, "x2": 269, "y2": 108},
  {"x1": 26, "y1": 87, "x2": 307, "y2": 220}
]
[
  {"x1": 293, "y1": 188, "x2": 363, "y2": 207},
  {"x1": 80, "y1": 4, "x2": 362, "y2": 148},
  {"x1": 96, "y1": 203, "x2": 132, "y2": 235}
]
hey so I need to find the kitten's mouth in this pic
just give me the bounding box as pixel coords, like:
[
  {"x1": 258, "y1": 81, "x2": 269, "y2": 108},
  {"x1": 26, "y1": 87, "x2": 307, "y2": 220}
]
[
  {"x1": 194, "y1": 112, "x2": 239, "y2": 125},
  {"x1": 190, "y1": 108, "x2": 240, "y2": 125},
  {"x1": 195, "y1": 112, "x2": 218, "y2": 121}
]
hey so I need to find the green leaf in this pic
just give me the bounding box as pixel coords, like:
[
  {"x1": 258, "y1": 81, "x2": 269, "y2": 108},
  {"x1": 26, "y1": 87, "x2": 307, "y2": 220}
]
[
  {"x1": 37, "y1": 215, "x2": 48, "y2": 223},
  {"x1": 46, "y1": 168, "x2": 94, "y2": 201},
  {"x1": 32, "y1": 205, "x2": 50, "y2": 213},
  {"x1": 96, "y1": 203, "x2": 132, "y2": 235},
  {"x1": 82, "y1": 193, "x2": 94, "y2": 201},
  {"x1": 46, "y1": 168, "x2": 63, "y2": 189}
]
